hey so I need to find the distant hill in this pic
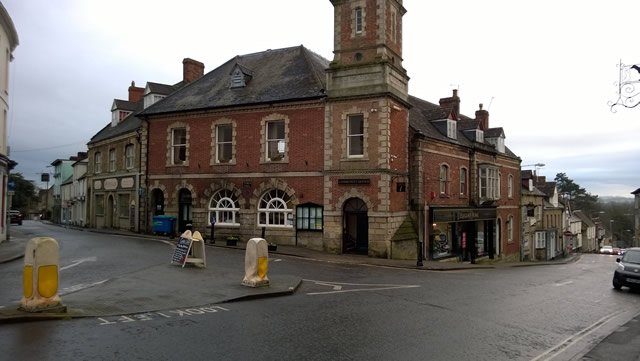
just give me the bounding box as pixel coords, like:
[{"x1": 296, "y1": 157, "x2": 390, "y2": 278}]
[{"x1": 599, "y1": 196, "x2": 633, "y2": 204}]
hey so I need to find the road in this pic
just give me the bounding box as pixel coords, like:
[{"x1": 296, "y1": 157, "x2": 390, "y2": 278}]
[{"x1": 1, "y1": 222, "x2": 639, "y2": 361}]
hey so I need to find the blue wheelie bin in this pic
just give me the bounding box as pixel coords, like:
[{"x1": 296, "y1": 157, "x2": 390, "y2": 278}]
[{"x1": 153, "y1": 215, "x2": 177, "y2": 237}]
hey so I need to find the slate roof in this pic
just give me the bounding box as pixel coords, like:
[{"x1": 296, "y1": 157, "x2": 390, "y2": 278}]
[
  {"x1": 485, "y1": 128, "x2": 504, "y2": 138},
  {"x1": 522, "y1": 185, "x2": 547, "y2": 197},
  {"x1": 574, "y1": 210, "x2": 596, "y2": 227},
  {"x1": 88, "y1": 113, "x2": 142, "y2": 145},
  {"x1": 140, "y1": 46, "x2": 329, "y2": 116},
  {"x1": 113, "y1": 99, "x2": 141, "y2": 112},
  {"x1": 147, "y1": 82, "x2": 176, "y2": 95},
  {"x1": 632, "y1": 188, "x2": 640, "y2": 195},
  {"x1": 408, "y1": 95, "x2": 519, "y2": 159},
  {"x1": 536, "y1": 182, "x2": 557, "y2": 198}
]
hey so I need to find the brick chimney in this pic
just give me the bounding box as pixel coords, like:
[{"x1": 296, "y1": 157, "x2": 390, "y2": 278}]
[
  {"x1": 128, "y1": 81, "x2": 144, "y2": 102},
  {"x1": 183, "y1": 58, "x2": 204, "y2": 84},
  {"x1": 439, "y1": 89, "x2": 460, "y2": 120},
  {"x1": 475, "y1": 103, "x2": 489, "y2": 130}
]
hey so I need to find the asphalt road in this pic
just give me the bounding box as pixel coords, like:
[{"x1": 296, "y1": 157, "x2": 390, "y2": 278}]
[{"x1": 1, "y1": 223, "x2": 639, "y2": 361}]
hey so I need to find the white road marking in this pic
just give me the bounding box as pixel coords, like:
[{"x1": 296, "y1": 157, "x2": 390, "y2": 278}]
[
  {"x1": 59, "y1": 279, "x2": 108, "y2": 296},
  {"x1": 303, "y1": 279, "x2": 420, "y2": 295},
  {"x1": 98, "y1": 306, "x2": 230, "y2": 325},
  {"x1": 272, "y1": 258, "x2": 282, "y2": 262},
  {"x1": 60, "y1": 256, "x2": 97, "y2": 271},
  {"x1": 531, "y1": 311, "x2": 623, "y2": 361},
  {"x1": 554, "y1": 281, "x2": 574, "y2": 286},
  {"x1": 161, "y1": 240, "x2": 174, "y2": 246}
]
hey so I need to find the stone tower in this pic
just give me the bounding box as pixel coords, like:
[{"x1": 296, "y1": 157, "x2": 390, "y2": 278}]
[{"x1": 323, "y1": 0, "x2": 412, "y2": 259}]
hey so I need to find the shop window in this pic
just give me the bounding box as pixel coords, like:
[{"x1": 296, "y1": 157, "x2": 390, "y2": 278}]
[
  {"x1": 95, "y1": 195, "x2": 104, "y2": 215},
  {"x1": 296, "y1": 203, "x2": 323, "y2": 231},
  {"x1": 118, "y1": 194, "x2": 129, "y2": 217},
  {"x1": 432, "y1": 222, "x2": 453, "y2": 259}
]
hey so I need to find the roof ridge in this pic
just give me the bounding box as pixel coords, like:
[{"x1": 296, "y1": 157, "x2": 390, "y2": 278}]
[{"x1": 299, "y1": 45, "x2": 326, "y2": 92}]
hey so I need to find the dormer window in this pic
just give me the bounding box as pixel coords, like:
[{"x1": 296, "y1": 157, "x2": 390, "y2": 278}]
[
  {"x1": 231, "y1": 68, "x2": 245, "y2": 88},
  {"x1": 144, "y1": 94, "x2": 165, "y2": 108},
  {"x1": 111, "y1": 110, "x2": 131, "y2": 127},
  {"x1": 476, "y1": 130, "x2": 484, "y2": 143},
  {"x1": 447, "y1": 119, "x2": 456, "y2": 139},
  {"x1": 496, "y1": 137, "x2": 505, "y2": 153},
  {"x1": 230, "y1": 64, "x2": 252, "y2": 89}
]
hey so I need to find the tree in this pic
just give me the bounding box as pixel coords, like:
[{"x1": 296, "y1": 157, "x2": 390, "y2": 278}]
[
  {"x1": 554, "y1": 172, "x2": 599, "y2": 214},
  {"x1": 9, "y1": 173, "x2": 39, "y2": 213}
]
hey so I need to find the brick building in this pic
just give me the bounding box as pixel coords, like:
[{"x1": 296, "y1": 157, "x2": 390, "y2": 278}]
[
  {"x1": 137, "y1": 0, "x2": 521, "y2": 260},
  {"x1": 86, "y1": 59, "x2": 204, "y2": 232}
]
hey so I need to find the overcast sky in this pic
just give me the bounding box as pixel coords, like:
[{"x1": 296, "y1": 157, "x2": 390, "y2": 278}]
[{"x1": 4, "y1": 0, "x2": 639, "y2": 198}]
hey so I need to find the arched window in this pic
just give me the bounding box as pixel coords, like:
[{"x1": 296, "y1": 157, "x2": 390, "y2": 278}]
[
  {"x1": 258, "y1": 189, "x2": 293, "y2": 227},
  {"x1": 460, "y1": 167, "x2": 467, "y2": 196},
  {"x1": 208, "y1": 189, "x2": 239, "y2": 226}
]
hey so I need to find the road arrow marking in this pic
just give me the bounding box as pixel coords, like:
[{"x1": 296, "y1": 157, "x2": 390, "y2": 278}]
[
  {"x1": 303, "y1": 279, "x2": 419, "y2": 295},
  {"x1": 60, "y1": 256, "x2": 97, "y2": 271},
  {"x1": 59, "y1": 279, "x2": 108, "y2": 296}
]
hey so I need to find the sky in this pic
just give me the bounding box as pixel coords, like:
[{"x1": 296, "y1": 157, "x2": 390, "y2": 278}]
[{"x1": 3, "y1": 0, "x2": 639, "y2": 198}]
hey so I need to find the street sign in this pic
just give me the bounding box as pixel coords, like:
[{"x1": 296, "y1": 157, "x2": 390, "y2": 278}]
[{"x1": 7, "y1": 179, "x2": 14, "y2": 191}]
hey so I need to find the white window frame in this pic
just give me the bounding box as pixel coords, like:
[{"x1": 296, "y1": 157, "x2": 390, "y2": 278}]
[
  {"x1": 109, "y1": 149, "x2": 116, "y2": 172},
  {"x1": 439, "y1": 164, "x2": 449, "y2": 195},
  {"x1": 125, "y1": 144, "x2": 134, "y2": 169},
  {"x1": 479, "y1": 166, "x2": 499, "y2": 200},
  {"x1": 447, "y1": 119, "x2": 457, "y2": 139},
  {"x1": 94, "y1": 152, "x2": 102, "y2": 173},
  {"x1": 460, "y1": 167, "x2": 467, "y2": 196},
  {"x1": 172, "y1": 128, "x2": 187, "y2": 165},
  {"x1": 258, "y1": 189, "x2": 293, "y2": 228},
  {"x1": 535, "y1": 231, "x2": 546, "y2": 249},
  {"x1": 355, "y1": 7, "x2": 363, "y2": 33},
  {"x1": 508, "y1": 174, "x2": 513, "y2": 198},
  {"x1": 347, "y1": 114, "x2": 364, "y2": 157},
  {"x1": 208, "y1": 189, "x2": 240, "y2": 226},
  {"x1": 266, "y1": 120, "x2": 285, "y2": 161},
  {"x1": 216, "y1": 124, "x2": 233, "y2": 163}
]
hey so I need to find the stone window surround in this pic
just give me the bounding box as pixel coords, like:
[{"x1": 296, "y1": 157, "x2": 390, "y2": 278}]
[
  {"x1": 166, "y1": 121, "x2": 190, "y2": 167},
  {"x1": 507, "y1": 174, "x2": 514, "y2": 199},
  {"x1": 439, "y1": 163, "x2": 450, "y2": 196},
  {"x1": 108, "y1": 148, "x2": 116, "y2": 172},
  {"x1": 260, "y1": 113, "x2": 290, "y2": 164},
  {"x1": 208, "y1": 188, "x2": 240, "y2": 227},
  {"x1": 124, "y1": 143, "x2": 135, "y2": 169},
  {"x1": 341, "y1": 108, "x2": 369, "y2": 161},
  {"x1": 94, "y1": 151, "x2": 102, "y2": 174},
  {"x1": 210, "y1": 118, "x2": 237, "y2": 166},
  {"x1": 459, "y1": 166, "x2": 467, "y2": 197},
  {"x1": 351, "y1": 1, "x2": 367, "y2": 38}
]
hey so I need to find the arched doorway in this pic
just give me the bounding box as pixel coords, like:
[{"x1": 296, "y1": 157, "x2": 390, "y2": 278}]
[
  {"x1": 107, "y1": 195, "x2": 115, "y2": 228},
  {"x1": 152, "y1": 189, "x2": 164, "y2": 216},
  {"x1": 343, "y1": 198, "x2": 368, "y2": 255},
  {"x1": 178, "y1": 189, "x2": 192, "y2": 233}
]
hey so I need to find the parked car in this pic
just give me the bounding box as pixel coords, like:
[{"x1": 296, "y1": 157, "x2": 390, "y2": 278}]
[
  {"x1": 600, "y1": 246, "x2": 614, "y2": 255},
  {"x1": 9, "y1": 210, "x2": 22, "y2": 225},
  {"x1": 613, "y1": 247, "x2": 640, "y2": 290}
]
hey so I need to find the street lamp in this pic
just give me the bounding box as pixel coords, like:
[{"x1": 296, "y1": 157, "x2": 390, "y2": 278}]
[
  {"x1": 522, "y1": 163, "x2": 546, "y2": 176},
  {"x1": 610, "y1": 220, "x2": 615, "y2": 246},
  {"x1": 608, "y1": 60, "x2": 640, "y2": 112}
]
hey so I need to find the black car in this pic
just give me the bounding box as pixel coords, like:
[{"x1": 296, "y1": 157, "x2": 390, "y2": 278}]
[
  {"x1": 613, "y1": 247, "x2": 640, "y2": 290},
  {"x1": 9, "y1": 210, "x2": 23, "y2": 225}
]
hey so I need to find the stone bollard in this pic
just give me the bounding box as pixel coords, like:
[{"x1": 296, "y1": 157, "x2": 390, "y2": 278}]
[
  {"x1": 20, "y1": 237, "x2": 66, "y2": 313},
  {"x1": 241, "y1": 238, "x2": 269, "y2": 287}
]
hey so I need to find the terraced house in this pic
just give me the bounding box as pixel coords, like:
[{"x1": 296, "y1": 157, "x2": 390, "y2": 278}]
[
  {"x1": 86, "y1": 59, "x2": 204, "y2": 231},
  {"x1": 135, "y1": 0, "x2": 522, "y2": 261}
]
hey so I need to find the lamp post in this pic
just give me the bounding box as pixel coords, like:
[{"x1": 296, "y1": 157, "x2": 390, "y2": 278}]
[
  {"x1": 608, "y1": 60, "x2": 640, "y2": 112},
  {"x1": 610, "y1": 220, "x2": 615, "y2": 246}
]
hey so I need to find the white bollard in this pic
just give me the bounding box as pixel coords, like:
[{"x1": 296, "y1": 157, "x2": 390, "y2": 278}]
[
  {"x1": 241, "y1": 238, "x2": 269, "y2": 287},
  {"x1": 20, "y1": 237, "x2": 66, "y2": 313}
]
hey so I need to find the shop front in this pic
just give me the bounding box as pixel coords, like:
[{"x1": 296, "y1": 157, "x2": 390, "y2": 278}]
[{"x1": 429, "y1": 207, "x2": 497, "y2": 262}]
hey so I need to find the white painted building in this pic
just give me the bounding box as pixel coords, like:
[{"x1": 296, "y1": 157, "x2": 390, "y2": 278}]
[{"x1": 72, "y1": 159, "x2": 88, "y2": 226}]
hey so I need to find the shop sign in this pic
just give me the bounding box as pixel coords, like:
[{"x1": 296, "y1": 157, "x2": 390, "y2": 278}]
[
  {"x1": 433, "y1": 208, "x2": 496, "y2": 223},
  {"x1": 121, "y1": 178, "x2": 134, "y2": 189},
  {"x1": 104, "y1": 179, "x2": 118, "y2": 190},
  {"x1": 338, "y1": 178, "x2": 371, "y2": 185}
]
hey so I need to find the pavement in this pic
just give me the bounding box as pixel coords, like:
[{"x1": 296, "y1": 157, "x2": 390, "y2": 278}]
[{"x1": 0, "y1": 222, "x2": 580, "y2": 325}]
